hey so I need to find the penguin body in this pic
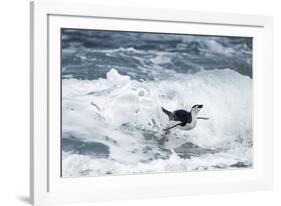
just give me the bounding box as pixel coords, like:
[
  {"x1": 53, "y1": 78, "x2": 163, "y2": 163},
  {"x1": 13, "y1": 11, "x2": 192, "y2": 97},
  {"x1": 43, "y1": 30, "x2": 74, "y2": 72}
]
[{"x1": 162, "y1": 104, "x2": 204, "y2": 132}]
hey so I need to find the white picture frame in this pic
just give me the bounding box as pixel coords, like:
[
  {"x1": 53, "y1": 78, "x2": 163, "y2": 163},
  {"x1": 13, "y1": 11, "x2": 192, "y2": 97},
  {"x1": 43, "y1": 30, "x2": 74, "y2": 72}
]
[{"x1": 30, "y1": 0, "x2": 273, "y2": 205}]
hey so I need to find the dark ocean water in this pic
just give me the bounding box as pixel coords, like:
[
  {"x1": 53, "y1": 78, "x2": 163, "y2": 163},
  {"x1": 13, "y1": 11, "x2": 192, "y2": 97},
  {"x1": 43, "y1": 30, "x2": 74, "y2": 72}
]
[{"x1": 62, "y1": 29, "x2": 252, "y2": 80}]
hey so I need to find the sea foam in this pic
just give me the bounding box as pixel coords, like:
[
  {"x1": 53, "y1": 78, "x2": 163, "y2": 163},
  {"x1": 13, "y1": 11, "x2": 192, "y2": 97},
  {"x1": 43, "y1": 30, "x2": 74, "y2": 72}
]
[{"x1": 62, "y1": 68, "x2": 252, "y2": 177}]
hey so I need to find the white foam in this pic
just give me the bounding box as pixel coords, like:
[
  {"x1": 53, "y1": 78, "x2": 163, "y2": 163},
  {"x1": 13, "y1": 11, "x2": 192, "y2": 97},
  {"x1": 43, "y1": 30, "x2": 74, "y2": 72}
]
[
  {"x1": 62, "y1": 68, "x2": 252, "y2": 176},
  {"x1": 62, "y1": 149, "x2": 252, "y2": 177}
]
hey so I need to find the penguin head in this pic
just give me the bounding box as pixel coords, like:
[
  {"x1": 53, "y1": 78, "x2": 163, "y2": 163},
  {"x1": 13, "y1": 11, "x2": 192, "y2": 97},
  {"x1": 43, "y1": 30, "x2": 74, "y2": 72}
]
[{"x1": 191, "y1": 104, "x2": 203, "y2": 114}]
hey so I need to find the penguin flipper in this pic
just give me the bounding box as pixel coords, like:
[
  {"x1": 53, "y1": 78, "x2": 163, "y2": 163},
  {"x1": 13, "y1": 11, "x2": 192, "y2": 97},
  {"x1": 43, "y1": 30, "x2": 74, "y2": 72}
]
[{"x1": 163, "y1": 122, "x2": 182, "y2": 131}]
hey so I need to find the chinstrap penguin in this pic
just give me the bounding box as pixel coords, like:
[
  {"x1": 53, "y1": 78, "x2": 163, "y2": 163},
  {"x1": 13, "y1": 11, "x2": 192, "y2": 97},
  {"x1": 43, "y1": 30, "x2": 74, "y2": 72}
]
[{"x1": 161, "y1": 105, "x2": 208, "y2": 134}]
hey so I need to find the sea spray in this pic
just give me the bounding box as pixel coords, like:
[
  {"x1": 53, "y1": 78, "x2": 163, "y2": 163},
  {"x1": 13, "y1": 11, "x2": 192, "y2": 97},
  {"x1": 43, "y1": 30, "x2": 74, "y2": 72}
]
[{"x1": 62, "y1": 68, "x2": 252, "y2": 177}]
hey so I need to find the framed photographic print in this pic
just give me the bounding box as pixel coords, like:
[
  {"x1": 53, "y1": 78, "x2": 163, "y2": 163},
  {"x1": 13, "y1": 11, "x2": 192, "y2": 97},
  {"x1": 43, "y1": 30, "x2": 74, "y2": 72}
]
[{"x1": 30, "y1": 0, "x2": 273, "y2": 205}]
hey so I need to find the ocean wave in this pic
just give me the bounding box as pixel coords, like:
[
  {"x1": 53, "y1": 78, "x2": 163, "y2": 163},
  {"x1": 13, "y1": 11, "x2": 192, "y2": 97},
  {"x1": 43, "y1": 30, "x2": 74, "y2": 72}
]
[
  {"x1": 62, "y1": 68, "x2": 252, "y2": 176},
  {"x1": 62, "y1": 30, "x2": 252, "y2": 80}
]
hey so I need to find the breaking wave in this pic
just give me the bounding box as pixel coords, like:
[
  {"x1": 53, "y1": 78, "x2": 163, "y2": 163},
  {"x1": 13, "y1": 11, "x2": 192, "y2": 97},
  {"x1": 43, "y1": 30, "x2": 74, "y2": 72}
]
[{"x1": 62, "y1": 68, "x2": 252, "y2": 177}]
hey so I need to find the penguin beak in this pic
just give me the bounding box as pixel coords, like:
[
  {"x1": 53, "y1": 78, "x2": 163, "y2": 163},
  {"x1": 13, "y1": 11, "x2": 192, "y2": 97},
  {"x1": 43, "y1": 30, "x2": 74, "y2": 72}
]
[{"x1": 198, "y1": 105, "x2": 203, "y2": 109}]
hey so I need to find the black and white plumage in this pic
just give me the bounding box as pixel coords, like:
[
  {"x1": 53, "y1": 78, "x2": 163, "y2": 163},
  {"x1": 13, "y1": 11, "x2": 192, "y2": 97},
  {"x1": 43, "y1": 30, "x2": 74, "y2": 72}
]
[{"x1": 161, "y1": 105, "x2": 207, "y2": 133}]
